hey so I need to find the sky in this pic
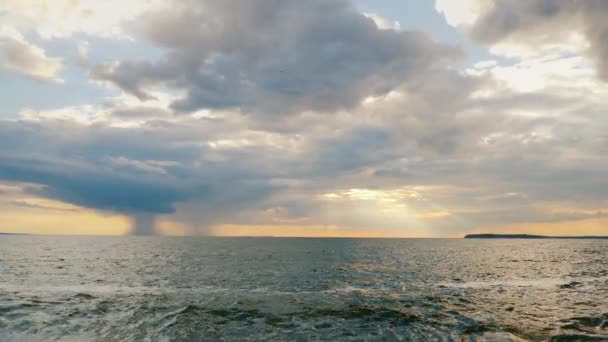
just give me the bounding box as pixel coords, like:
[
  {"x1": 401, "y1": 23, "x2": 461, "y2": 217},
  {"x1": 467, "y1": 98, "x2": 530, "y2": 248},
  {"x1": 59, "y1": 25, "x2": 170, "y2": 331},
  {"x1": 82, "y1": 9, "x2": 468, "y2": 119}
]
[{"x1": 0, "y1": 0, "x2": 607, "y2": 237}]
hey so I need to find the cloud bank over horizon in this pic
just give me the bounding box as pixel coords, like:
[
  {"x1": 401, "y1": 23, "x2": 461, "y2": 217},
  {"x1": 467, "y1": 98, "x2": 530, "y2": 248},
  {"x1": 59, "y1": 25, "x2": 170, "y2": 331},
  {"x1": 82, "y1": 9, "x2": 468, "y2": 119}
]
[{"x1": 0, "y1": 0, "x2": 607, "y2": 236}]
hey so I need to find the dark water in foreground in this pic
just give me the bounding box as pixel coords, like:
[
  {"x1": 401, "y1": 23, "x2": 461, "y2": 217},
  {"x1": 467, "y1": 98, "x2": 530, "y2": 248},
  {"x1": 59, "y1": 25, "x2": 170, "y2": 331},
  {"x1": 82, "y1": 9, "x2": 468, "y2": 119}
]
[{"x1": 0, "y1": 236, "x2": 607, "y2": 341}]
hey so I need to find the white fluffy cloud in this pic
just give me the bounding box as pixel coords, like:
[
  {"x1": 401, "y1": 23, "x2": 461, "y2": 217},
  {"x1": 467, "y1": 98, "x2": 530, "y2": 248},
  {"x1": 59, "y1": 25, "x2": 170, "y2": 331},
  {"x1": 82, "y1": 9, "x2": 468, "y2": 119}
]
[
  {"x1": 436, "y1": 0, "x2": 608, "y2": 81},
  {"x1": 0, "y1": 27, "x2": 63, "y2": 82},
  {"x1": 0, "y1": 0, "x2": 165, "y2": 83},
  {"x1": 91, "y1": 0, "x2": 462, "y2": 114},
  {"x1": 0, "y1": 0, "x2": 162, "y2": 39}
]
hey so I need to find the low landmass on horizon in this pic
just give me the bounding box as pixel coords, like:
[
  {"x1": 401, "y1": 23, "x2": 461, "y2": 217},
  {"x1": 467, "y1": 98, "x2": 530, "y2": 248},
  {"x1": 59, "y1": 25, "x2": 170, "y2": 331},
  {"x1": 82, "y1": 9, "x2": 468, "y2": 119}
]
[{"x1": 465, "y1": 234, "x2": 608, "y2": 239}]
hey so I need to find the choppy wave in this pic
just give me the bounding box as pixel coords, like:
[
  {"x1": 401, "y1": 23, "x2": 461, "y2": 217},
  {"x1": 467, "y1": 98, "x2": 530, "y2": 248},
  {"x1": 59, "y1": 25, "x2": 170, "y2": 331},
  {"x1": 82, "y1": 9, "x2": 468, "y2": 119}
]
[{"x1": 1, "y1": 236, "x2": 607, "y2": 341}]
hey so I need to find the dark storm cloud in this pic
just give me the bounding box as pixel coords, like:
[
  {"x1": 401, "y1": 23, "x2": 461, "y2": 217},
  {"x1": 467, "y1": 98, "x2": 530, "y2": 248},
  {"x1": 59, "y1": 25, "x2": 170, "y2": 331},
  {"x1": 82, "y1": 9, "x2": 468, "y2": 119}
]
[
  {"x1": 0, "y1": 154, "x2": 202, "y2": 214},
  {"x1": 467, "y1": 0, "x2": 608, "y2": 80},
  {"x1": 0, "y1": 120, "x2": 282, "y2": 234},
  {"x1": 91, "y1": 0, "x2": 462, "y2": 114}
]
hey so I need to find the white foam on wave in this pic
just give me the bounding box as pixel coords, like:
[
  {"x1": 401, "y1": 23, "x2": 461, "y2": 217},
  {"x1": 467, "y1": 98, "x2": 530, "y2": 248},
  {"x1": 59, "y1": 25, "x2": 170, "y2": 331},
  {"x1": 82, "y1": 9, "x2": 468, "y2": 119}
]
[
  {"x1": 0, "y1": 283, "x2": 357, "y2": 297},
  {"x1": 0, "y1": 283, "x2": 382, "y2": 297},
  {"x1": 0, "y1": 283, "x2": 227, "y2": 296},
  {"x1": 0, "y1": 332, "x2": 99, "y2": 342},
  {"x1": 322, "y1": 285, "x2": 377, "y2": 294}
]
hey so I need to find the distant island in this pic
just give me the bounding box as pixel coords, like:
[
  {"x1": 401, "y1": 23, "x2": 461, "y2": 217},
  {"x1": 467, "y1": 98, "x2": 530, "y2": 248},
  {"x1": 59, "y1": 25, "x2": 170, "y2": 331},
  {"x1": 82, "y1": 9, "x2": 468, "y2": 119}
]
[{"x1": 465, "y1": 234, "x2": 608, "y2": 239}]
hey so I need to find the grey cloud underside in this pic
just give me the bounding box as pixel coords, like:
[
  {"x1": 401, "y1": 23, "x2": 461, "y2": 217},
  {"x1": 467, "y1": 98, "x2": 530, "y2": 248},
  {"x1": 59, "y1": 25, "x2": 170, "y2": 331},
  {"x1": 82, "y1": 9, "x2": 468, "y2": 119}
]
[
  {"x1": 468, "y1": 0, "x2": 608, "y2": 80},
  {"x1": 0, "y1": 120, "x2": 283, "y2": 234},
  {"x1": 0, "y1": 154, "x2": 201, "y2": 214},
  {"x1": 91, "y1": 0, "x2": 462, "y2": 114},
  {"x1": 7, "y1": 123, "x2": 378, "y2": 220}
]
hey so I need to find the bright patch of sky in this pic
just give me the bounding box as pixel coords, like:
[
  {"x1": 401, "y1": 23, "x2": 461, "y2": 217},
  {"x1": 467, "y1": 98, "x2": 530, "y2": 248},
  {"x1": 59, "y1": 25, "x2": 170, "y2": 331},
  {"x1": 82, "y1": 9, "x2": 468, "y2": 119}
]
[
  {"x1": 1, "y1": 33, "x2": 163, "y2": 118},
  {"x1": 355, "y1": 0, "x2": 491, "y2": 63}
]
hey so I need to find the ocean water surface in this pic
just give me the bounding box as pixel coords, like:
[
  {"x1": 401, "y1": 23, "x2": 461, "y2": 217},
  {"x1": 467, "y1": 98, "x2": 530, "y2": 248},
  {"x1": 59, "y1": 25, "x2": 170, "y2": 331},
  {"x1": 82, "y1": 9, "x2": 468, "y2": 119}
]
[{"x1": 0, "y1": 236, "x2": 607, "y2": 341}]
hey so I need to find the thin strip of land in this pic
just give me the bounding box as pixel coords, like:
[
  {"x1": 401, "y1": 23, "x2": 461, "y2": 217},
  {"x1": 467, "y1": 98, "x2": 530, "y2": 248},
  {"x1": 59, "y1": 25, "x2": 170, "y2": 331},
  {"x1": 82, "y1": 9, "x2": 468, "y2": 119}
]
[{"x1": 465, "y1": 234, "x2": 608, "y2": 239}]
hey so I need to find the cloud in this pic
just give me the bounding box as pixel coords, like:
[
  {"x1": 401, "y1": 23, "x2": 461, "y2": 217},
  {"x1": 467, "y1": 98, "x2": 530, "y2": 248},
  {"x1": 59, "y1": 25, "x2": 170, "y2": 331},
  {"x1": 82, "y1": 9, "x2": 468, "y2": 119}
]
[
  {"x1": 1, "y1": 0, "x2": 608, "y2": 237},
  {"x1": 91, "y1": 0, "x2": 462, "y2": 114},
  {"x1": 2, "y1": 61, "x2": 608, "y2": 236},
  {"x1": 4, "y1": 33, "x2": 608, "y2": 236},
  {"x1": 0, "y1": 27, "x2": 63, "y2": 82},
  {"x1": 8, "y1": 199, "x2": 80, "y2": 212},
  {"x1": 0, "y1": 0, "x2": 162, "y2": 39},
  {"x1": 0, "y1": 154, "x2": 202, "y2": 214},
  {"x1": 363, "y1": 13, "x2": 401, "y2": 31},
  {"x1": 106, "y1": 156, "x2": 180, "y2": 175},
  {"x1": 436, "y1": 0, "x2": 608, "y2": 81},
  {"x1": 76, "y1": 41, "x2": 89, "y2": 66},
  {"x1": 0, "y1": 118, "x2": 284, "y2": 234}
]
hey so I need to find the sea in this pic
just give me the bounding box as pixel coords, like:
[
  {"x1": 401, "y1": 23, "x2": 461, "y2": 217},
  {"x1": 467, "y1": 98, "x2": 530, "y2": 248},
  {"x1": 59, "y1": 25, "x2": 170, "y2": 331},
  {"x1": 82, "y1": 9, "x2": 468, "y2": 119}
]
[{"x1": 0, "y1": 236, "x2": 607, "y2": 341}]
